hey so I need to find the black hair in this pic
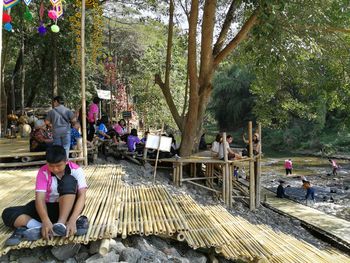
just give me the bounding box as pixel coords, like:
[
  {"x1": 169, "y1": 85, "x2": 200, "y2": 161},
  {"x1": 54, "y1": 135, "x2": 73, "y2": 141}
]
[
  {"x1": 215, "y1": 133, "x2": 222, "y2": 142},
  {"x1": 130, "y1": 128, "x2": 138, "y2": 136},
  {"x1": 53, "y1": 96, "x2": 64, "y2": 105},
  {"x1": 100, "y1": 115, "x2": 109, "y2": 124},
  {"x1": 93, "y1": 97, "x2": 100, "y2": 104},
  {"x1": 227, "y1": 135, "x2": 233, "y2": 139},
  {"x1": 118, "y1": 119, "x2": 126, "y2": 125},
  {"x1": 46, "y1": 145, "x2": 67, "y2": 163}
]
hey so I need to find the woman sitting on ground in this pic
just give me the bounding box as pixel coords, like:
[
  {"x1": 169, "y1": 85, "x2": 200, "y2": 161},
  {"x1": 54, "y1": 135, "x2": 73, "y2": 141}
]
[
  {"x1": 113, "y1": 119, "x2": 128, "y2": 141},
  {"x1": 127, "y1": 128, "x2": 144, "y2": 155},
  {"x1": 30, "y1": 120, "x2": 53, "y2": 152}
]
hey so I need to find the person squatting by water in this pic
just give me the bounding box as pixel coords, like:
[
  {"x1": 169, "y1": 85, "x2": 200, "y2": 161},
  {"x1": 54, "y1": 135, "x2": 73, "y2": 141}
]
[{"x1": 2, "y1": 146, "x2": 89, "y2": 246}]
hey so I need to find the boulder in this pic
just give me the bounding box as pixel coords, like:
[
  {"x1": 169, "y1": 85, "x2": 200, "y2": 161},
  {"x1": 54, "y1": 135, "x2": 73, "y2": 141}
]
[
  {"x1": 120, "y1": 248, "x2": 141, "y2": 263},
  {"x1": 184, "y1": 250, "x2": 207, "y2": 263},
  {"x1": 51, "y1": 244, "x2": 81, "y2": 261},
  {"x1": 110, "y1": 239, "x2": 126, "y2": 254}
]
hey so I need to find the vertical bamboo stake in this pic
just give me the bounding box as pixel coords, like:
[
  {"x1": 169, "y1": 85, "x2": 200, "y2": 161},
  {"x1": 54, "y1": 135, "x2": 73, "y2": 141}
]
[
  {"x1": 256, "y1": 123, "x2": 262, "y2": 207},
  {"x1": 222, "y1": 132, "x2": 228, "y2": 205},
  {"x1": 0, "y1": 0, "x2": 3, "y2": 137},
  {"x1": 80, "y1": 0, "x2": 88, "y2": 165},
  {"x1": 153, "y1": 124, "x2": 164, "y2": 184},
  {"x1": 249, "y1": 121, "x2": 255, "y2": 210}
]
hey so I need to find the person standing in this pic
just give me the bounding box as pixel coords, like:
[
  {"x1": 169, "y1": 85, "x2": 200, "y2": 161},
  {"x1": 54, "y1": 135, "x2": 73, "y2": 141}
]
[
  {"x1": 87, "y1": 97, "x2": 100, "y2": 141},
  {"x1": 45, "y1": 96, "x2": 76, "y2": 158},
  {"x1": 284, "y1": 159, "x2": 293, "y2": 175}
]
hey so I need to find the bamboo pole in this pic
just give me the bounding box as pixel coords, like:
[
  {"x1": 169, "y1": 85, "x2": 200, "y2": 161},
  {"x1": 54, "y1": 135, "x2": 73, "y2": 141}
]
[
  {"x1": 80, "y1": 0, "x2": 88, "y2": 165},
  {"x1": 153, "y1": 124, "x2": 164, "y2": 183},
  {"x1": 255, "y1": 122, "x2": 262, "y2": 207},
  {"x1": 248, "y1": 121, "x2": 255, "y2": 210},
  {"x1": 99, "y1": 239, "x2": 110, "y2": 256}
]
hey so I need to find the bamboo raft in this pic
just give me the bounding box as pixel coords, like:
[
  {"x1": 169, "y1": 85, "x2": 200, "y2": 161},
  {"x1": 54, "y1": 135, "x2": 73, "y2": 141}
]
[{"x1": 0, "y1": 165, "x2": 349, "y2": 262}]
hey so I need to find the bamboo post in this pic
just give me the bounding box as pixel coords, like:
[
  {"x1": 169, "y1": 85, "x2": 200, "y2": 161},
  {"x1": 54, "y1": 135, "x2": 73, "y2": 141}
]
[
  {"x1": 222, "y1": 133, "x2": 226, "y2": 203},
  {"x1": 99, "y1": 239, "x2": 110, "y2": 256},
  {"x1": 248, "y1": 121, "x2": 255, "y2": 210},
  {"x1": 153, "y1": 124, "x2": 164, "y2": 184},
  {"x1": 80, "y1": 0, "x2": 88, "y2": 165},
  {"x1": 0, "y1": 1, "x2": 3, "y2": 137},
  {"x1": 255, "y1": 123, "x2": 262, "y2": 207}
]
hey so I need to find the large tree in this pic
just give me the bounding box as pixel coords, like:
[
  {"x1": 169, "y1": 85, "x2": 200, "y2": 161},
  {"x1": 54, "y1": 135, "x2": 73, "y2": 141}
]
[{"x1": 155, "y1": 0, "x2": 350, "y2": 156}]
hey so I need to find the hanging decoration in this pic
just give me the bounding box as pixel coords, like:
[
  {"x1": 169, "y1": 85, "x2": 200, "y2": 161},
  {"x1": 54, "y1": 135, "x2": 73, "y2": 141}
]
[
  {"x1": 51, "y1": 24, "x2": 59, "y2": 33},
  {"x1": 24, "y1": 6, "x2": 33, "y2": 21},
  {"x1": 37, "y1": 1, "x2": 47, "y2": 36},
  {"x1": 48, "y1": 10, "x2": 57, "y2": 20},
  {"x1": 23, "y1": 0, "x2": 32, "y2": 6},
  {"x1": 2, "y1": 12, "x2": 11, "y2": 23},
  {"x1": 53, "y1": 1, "x2": 63, "y2": 18},
  {"x1": 4, "y1": 22, "x2": 13, "y2": 31},
  {"x1": 115, "y1": 82, "x2": 128, "y2": 115},
  {"x1": 104, "y1": 56, "x2": 117, "y2": 87},
  {"x1": 3, "y1": 0, "x2": 20, "y2": 10}
]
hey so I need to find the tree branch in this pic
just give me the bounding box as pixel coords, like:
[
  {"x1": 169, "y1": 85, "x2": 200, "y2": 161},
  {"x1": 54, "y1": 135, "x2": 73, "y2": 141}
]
[
  {"x1": 214, "y1": 9, "x2": 259, "y2": 66},
  {"x1": 213, "y1": 0, "x2": 238, "y2": 56},
  {"x1": 154, "y1": 73, "x2": 182, "y2": 129},
  {"x1": 187, "y1": 0, "x2": 199, "y2": 94}
]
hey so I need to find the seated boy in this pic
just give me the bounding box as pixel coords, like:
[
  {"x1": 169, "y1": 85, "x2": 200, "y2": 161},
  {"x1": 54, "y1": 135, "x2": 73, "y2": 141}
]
[{"x1": 2, "y1": 145, "x2": 89, "y2": 246}]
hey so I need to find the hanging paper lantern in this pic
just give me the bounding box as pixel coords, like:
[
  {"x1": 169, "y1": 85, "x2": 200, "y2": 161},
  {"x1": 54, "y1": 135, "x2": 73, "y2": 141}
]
[
  {"x1": 4, "y1": 23, "x2": 13, "y2": 32},
  {"x1": 37, "y1": 24, "x2": 47, "y2": 36},
  {"x1": 39, "y1": 2, "x2": 45, "y2": 20},
  {"x1": 3, "y1": 13, "x2": 11, "y2": 23},
  {"x1": 48, "y1": 10, "x2": 57, "y2": 20},
  {"x1": 51, "y1": 24, "x2": 60, "y2": 33}
]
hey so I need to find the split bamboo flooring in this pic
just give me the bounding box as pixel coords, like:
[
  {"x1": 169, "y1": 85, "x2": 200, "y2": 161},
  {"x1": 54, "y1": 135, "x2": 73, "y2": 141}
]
[{"x1": 0, "y1": 165, "x2": 349, "y2": 262}]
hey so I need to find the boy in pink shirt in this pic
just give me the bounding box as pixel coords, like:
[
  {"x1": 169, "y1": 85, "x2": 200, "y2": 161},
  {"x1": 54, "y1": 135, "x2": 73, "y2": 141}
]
[{"x1": 2, "y1": 146, "x2": 89, "y2": 246}]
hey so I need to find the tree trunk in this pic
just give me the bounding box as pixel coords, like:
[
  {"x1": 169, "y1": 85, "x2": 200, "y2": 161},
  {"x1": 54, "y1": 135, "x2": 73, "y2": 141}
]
[
  {"x1": 52, "y1": 35, "x2": 58, "y2": 97},
  {"x1": 20, "y1": 34, "x2": 25, "y2": 114}
]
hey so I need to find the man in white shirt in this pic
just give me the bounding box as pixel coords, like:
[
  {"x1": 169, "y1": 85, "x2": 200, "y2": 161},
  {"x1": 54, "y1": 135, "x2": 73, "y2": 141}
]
[{"x1": 219, "y1": 135, "x2": 241, "y2": 160}]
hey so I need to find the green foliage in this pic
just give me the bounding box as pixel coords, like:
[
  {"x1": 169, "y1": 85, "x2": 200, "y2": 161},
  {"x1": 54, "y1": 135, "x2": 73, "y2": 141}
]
[{"x1": 208, "y1": 64, "x2": 255, "y2": 130}]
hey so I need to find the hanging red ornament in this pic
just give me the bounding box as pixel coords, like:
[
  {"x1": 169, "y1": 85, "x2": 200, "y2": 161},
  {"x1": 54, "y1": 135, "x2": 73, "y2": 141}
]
[{"x1": 3, "y1": 12, "x2": 11, "y2": 24}]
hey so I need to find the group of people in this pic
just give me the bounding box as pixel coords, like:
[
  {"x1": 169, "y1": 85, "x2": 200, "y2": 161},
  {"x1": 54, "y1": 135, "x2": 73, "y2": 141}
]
[
  {"x1": 210, "y1": 132, "x2": 260, "y2": 160},
  {"x1": 276, "y1": 178, "x2": 315, "y2": 205},
  {"x1": 29, "y1": 96, "x2": 82, "y2": 157}
]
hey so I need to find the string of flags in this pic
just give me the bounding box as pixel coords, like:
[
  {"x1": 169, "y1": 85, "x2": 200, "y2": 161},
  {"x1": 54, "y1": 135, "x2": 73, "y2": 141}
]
[{"x1": 2, "y1": 0, "x2": 64, "y2": 34}]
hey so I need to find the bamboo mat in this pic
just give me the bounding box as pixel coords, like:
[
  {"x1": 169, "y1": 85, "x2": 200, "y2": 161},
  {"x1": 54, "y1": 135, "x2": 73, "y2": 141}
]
[{"x1": 0, "y1": 165, "x2": 349, "y2": 262}]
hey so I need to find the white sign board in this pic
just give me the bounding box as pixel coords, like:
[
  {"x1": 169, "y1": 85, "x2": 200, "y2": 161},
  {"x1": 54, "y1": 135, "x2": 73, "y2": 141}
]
[
  {"x1": 97, "y1": 89, "x2": 111, "y2": 100},
  {"x1": 145, "y1": 134, "x2": 172, "y2": 152}
]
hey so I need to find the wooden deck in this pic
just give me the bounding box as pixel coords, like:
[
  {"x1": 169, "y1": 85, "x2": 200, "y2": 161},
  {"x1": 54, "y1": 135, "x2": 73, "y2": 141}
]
[
  {"x1": 262, "y1": 188, "x2": 350, "y2": 249},
  {"x1": 0, "y1": 138, "x2": 83, "y2": 167}
]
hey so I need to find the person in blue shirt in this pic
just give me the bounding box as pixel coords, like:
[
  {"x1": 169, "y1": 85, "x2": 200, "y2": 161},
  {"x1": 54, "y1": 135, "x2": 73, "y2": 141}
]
[
  {"x1": 97, "y1": 116, "x2": 118, "y2": 144},
  {"x1": 70, "y1": 122, "x2": 82, "y2": 149}
]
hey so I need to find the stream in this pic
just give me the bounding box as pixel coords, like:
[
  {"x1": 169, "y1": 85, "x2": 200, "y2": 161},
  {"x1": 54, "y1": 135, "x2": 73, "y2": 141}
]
[{"x1": 260, "y1": 156, "x2": 350, "y2": 220}]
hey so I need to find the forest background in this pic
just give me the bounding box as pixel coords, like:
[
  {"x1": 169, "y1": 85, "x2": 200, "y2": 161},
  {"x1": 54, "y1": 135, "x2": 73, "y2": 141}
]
[{"x1": 1, "y1": 0, "x2": 350, "y2": 155}]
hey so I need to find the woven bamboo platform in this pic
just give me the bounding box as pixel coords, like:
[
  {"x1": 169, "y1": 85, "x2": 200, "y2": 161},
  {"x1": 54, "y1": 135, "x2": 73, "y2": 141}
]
[{"x1": 0, "y1": 165, "x2": 349, "y2": 262}]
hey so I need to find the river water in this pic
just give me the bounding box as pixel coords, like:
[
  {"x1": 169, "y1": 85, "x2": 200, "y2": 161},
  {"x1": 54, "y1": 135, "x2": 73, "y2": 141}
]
[{"x1": 260, "y1": 156, "x2": 350, "y2": 220}]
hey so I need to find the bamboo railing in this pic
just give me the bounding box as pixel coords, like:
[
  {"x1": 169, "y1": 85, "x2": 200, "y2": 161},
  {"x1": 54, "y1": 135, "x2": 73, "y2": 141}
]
[{"x1": 0, "y1": 165, "x2": 349, "y2": 262}]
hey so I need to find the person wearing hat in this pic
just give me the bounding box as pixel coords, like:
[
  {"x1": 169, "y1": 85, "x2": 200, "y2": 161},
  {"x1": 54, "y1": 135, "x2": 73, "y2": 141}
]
[
  {"x1": 276, "y1": 180, "x2": 288, "y2": 198},
  {"x1": 30, "y1": 120, "x2": 53, "y2": 152}
]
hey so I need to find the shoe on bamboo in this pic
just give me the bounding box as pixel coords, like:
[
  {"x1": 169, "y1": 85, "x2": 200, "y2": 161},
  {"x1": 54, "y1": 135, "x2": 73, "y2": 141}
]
[
  {"x1": 52, "y1": 223, "x2": 67, "y2": 236},
  {"x1": 23, "y1": 226, "x2": 42, "y2": 241},
  {"x1": 76, "y1": 215, "x2": 89, "y2": 236},
  {"x1": 5, "y1": 227, "x2": 27, "y2": 246}
]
